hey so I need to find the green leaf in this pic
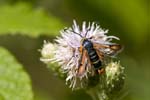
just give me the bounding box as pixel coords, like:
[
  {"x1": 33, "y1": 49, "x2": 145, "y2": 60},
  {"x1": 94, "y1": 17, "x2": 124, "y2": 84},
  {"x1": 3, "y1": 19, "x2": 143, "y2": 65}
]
[
  {"x1": 0, "y1": 47, "x2": 33, "y2": 100},
  {"x1": 0, "y1": 3, "x2": 64, "y2": 37}
]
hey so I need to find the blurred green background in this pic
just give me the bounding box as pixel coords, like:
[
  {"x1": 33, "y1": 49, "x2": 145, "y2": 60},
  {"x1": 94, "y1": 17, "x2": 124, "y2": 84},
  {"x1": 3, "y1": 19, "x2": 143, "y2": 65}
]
[{"x1": 0, "y1": 0, "x2": 149, "y2": 100}]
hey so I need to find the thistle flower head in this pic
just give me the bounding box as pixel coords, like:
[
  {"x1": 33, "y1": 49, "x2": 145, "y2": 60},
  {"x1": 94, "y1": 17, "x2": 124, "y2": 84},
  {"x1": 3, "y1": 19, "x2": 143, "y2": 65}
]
[{"x1": 40, "y1": 20, "x2": 124, "y2": 90}]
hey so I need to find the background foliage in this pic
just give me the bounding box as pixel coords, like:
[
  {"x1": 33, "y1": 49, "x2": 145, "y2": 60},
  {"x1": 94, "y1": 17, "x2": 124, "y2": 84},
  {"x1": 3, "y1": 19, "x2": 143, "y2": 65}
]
[
  {"x1": 0, "y1": 0, "x2": 149, "y2": 100},
  {"x1": 0, "y1": 47, "x2": 33, "y2": 100}
]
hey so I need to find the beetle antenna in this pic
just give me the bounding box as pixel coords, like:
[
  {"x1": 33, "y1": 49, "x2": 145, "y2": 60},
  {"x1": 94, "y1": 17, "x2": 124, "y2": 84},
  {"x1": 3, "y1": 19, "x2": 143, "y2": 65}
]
[
  {"x1": 85, "y1": 28, "x2": 90, "y2": 37},
  {"x1": 71, "y1": 30, "x2": 83, "y2": 38},
  {"x1": 63, "y1": 28, "x2": 83, "y2": 38}
]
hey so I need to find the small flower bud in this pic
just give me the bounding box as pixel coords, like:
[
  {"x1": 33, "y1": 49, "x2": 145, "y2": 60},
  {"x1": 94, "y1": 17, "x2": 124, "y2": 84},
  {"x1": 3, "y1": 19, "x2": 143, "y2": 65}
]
[
  {"x1": 105, "y1": 61, "x2": 125, "y2": 92},
  {"x1": 40, "y1": 41, "x2": 56, "y2": 63}
]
